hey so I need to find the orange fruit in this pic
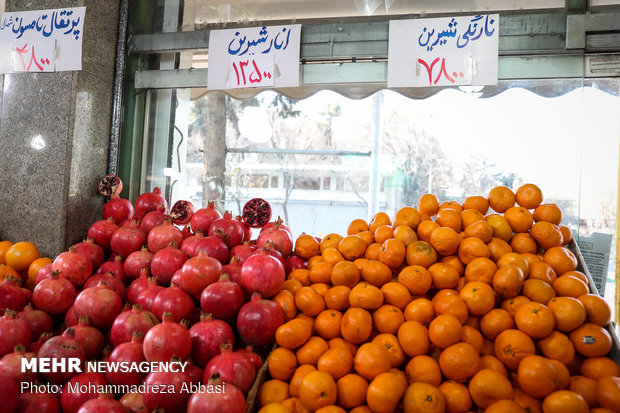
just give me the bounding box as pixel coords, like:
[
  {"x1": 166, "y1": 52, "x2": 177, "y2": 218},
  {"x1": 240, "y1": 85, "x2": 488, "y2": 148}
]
[
  {"x1": 276, "y1": 319, "x2": 313, "y2": 349},
  {"x1": 492, "y1": 264, "x2": 525, "y2": 299},
  {"x1": 269, "y1": 347, "x2": 298, "y2": 381},
  {"x1": 530, "y1": 221, "x2": 563, "y2": 250},
  {"x1": 559, "y1": 225, "x2": 573, "y2": 245},
  {"x1": 317, "y1": 347, "x2": 353, "y2": 380},
  {"x1": 429, "y1": 227, "x2": 461, "y2": 256},
  {"x1": 5, "y1": 242, "x2": 40, "y2": 272},
  {"x1": 362, "y1": 259, "x2": 393, "y2": 286},
  {"x1": 380, "y1": 282, "x2": 412, "y2": 310},
  {"x1": 393, "y1": 225, "x2": 418, "y2": 250},
  {"x1": 553, "y1": 275, "x2": 589, "y2": 298},
  {"x1": 330, "y1": 261, "x2": 360, "y2": 288},
  {"x1": 438, "y1": 342, "x2": 480, "y2": 381},
  {"x1": 373, "y1": 304, "x2": 405, "y2": 334},
  {"x1": 27, "y1": 257, "x2": 52, "y2": 283},
  {"x1": 290, "y1": 269, "x2": 312, "y2": 286},
  {"x1": 324, "y1": 286, "x2": 351, "y2": 311},
  {"x1": 494, "y1": 329, "x2": 536, "y2": 371},
  {"x1": 353, "y1": 342, "x2": 391, "y2": 381},
  {"x1": 258, "y1": 379, "x2": 290, "y2": 407},
  {"x1": 373, "y1": 225, "x2": 394, "y2": 245},
  {"x1": 369, "y1": 212, "x2": 392, "y2": 234},
  {"x1": 0, "y1": 241, "x2": 14, "y2": 265},
  {"x1": 510, "y1": 233, "x2": 539, "y2": 254},
  {"x1": 460, "y1": 209, "x2": 484, "y2": 229},
  {"x1": 457, "y1": 237, "x2": 490, "y2": 265},
  {"x1": 463, "y1": 196, "x2": 490, "y2": 214},
  {"x1": 497, "y1": 252, "x2": 530, "y2": 277},
  {"x1": 441, "y1": 255, "x2": 465, "y2": 275},
  {"x1": 438, "y1": 201, "x2": 463, "y2": 213},
  {"x1": 438, "y1": 380, "x2": 473, "y2": 413},
  {"x1": 328, "y1": 338, "x2": 358, "y2": 359},
  {"x1": 464, "y1": 221, "x2": 494, "y2": 243},
  {"x1": 321, "y1": 247, "x2": 344, "y2": 266},
  {"x1": 398, "y1": 265, "x2": 432, "y2": 295},
  {"x1": 436, "y1": 209, "x2": 462, "y2": 232},
  {"x1": 577, "y1": 294, "x2": 612, "y2": 326},
  {"x1": 459, "y1": 281, "x2": 495, "y2": 316},
  {"x1": 336, "y1": 374, "x2": 367, "y2": 409},
  {"x1": 514, "y1": 301, "x2": 555, "y2": 338},
  {"x1": 309, "y1": 261, "x2": 334, "y2": 284},
  {"x1": 542, "y1": 390, "x2": 589, "y2": 413},
  {"x1": 515, "y1": 183, "x2": 543, "y2": 209},
  {"x1": 464, "y1": 257, "x2": 497, "y2": 284},
  {"x1": 569, "y1": 376, "x2": 598, "y2": 407},
  {"x1": 418, "y1": 194, "x2": 440, "y2": 217},
  {"x1": 296, "y1": 286, "x2": 326, "y2": 316},
  {"x1": 405, "y1": 241, "x2": 437, "y2": 268},
  {"x1": 341, "y1": 308, "x2": 373, "y2": 344},
  {"x1": 417, "y1": 220, "x2": 440, "y2": 243},
  {"x1": 404, "y1": 298, "x2": 435, "y2": 325},
  {"x1": 428, "y1": 262, "x2": 460, "y2": 290},
  {"x1": 468, "y1": 368, "x2": 513, "y2": 408},
  {"x1": 433, "y1": 294, "x2": 469, "y2": 324},
  {"x1": 356, "y1": 231, "x2": 374, "y2": 246},
  {"x1": 338, "y1": 236, "x2": 367, "y2": 261},
  {"x1": 529, "y1": 262, "x2": 558, "y2": 284},
  {"x1": 297, "y1": 336, "x2": 329, "y2": 366},
  {"x1": 320, "y1": 233, "x2": 344, "y2": 252},
  {"x1": 569, "y1": 323, "x2": 612, "y2": 357},
  {"x1": 513, "y1": 389, "x2": 543, "y2": 413},
  {"x1": 505, "y1": 206, "x2": 534, "y2": 233},
  {"x1": 547, "y1": 296, "x2": 586, "y2": 332},
  {"x1": 487, "y1": 237, "x2": 513, "y2": 261},
  {"x1": 428, "y1": 314, "x2": 462, "y2": 349},
  {"x1": 486, "y1": 400, "x2": 529, "y2": 413},
  {"x1": 580, "y1": 356, "x2": 620, "y2": 380},
  {"x1": 366, "y1": 371, "x2": 407, "y2": 413},
  {"x1": 372, "y1": 333, "x2": 405, "y2": 368},
  {"x1": 290, "y1": 365, "x2": 318, "y2": 398},
  {"x1": 299, "y1": 371, "x2": 338, "y2": 411},
  {"x1": 311, "y1": 282, "x2": 330, "y2": 297},
  {"x1": 501, "y1": 295, "x2": 531, "y2": 316},
  {"x1": 394, "y1": 207, "x2": 422, "y2": 230},
  {"x1": 308, "y1": 256, "x2": 325, "y2": 270},
  {"x1": 537, "y1": 330, "x2": 576, "y2": 365},
  {"x1": 405, "y1": 355, "x2": 442, "y2": 386},
  {"x1": 296, "y1": 234, "x2": 321, "y2": 259},
  {"x1": 403, "y1": 382, "x2": 446, "y2": 413},
  {"x1": 0, "y1": 264, "x2": 21, "y2": 284},
  {"x1": 488, "y1": 186, "x2": 516, "y2": 213},
  {"x1": 486, "y1": 214, "x2": 513, "y2": 242},
  {"x1": 517, "y1": 355, "x2": 559, "y2": 398},
  {"x1": 348, "y1": 219, "x2": 369, "y2": 235},
  {"x1": 349, "y1": 282, "x2": 383, "y2": 310},
  {"x1": 461, "y1": 325, "x2": 484, "y2": 353},
  {"x1": 479, "y1": 355, "x2": 508, "y2": 377},
  {"x1": 315, "y1": 310, "x2": 343, "y2": 340},
  {"x1": 398, "y1": 320, "x2": 430, "y2": 357},
  {"x1": 522, "y1": 278, "x2": 556, "y2": 303},
  {"x1": 533, "y1": 203, "x2": 563, "y2": 225},
  {"x1": 480, "y1": 308, "x2": 515, "y2": 340},
  {"x1": 543, "y1": 246, "x2": 577, "y2": 276},
  {"x1": 274, "y1": 289, "x2": 298, "y2": 321},
  {"x1": 595, "y1": 376, "x2": 620, "y2": 411},
  {"x1": 281, "y1": 398, "x2": 312, "y2": 413}
]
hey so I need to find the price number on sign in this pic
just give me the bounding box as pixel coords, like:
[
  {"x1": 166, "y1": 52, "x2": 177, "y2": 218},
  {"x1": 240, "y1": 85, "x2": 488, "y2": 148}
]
[{"x1": 227, "y1": 54, "x2": 274, "y2": 89}]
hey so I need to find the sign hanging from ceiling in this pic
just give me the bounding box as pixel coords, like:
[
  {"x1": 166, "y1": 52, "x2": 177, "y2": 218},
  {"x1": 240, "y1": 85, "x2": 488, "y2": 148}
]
[
  {"x1": 207, "y1": 24, "x2": 301, "y2": 90},
  {"x1": 0, "y1": 7, "x2": 85, "y2": 74},
  {"x1": 388, "y1": 14, "x2": 499, "y2": 88}
]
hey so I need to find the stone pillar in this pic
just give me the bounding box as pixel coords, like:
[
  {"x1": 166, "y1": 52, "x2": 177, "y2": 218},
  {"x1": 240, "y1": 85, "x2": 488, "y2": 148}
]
[{"x1": 0, "y1": 0, "x2": 120, "y2": 257}]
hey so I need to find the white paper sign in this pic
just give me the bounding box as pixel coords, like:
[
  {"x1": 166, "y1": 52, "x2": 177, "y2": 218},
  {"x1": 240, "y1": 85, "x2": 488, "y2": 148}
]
[
  {"x1": 577, "y1": 233, "x2": 613, "y2": 296},
  {"x1": 388, "y1": 15, "x2": 499, "y2": 87},
  {"x1": 208, "y1": 24, "x2": 301, "y2": 90},
  {"x1": 0, "y1": 7, "x2": 85, "y2": 74}
]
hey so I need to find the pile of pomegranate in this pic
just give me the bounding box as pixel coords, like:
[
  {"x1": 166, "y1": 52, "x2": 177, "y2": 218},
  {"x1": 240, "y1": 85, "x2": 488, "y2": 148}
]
[{"x1": 0, "y1": 176, "x2": 303, "y2": 413}]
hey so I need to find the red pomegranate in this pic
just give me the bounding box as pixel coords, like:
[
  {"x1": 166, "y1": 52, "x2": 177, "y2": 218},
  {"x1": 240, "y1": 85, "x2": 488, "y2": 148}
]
[
  {"x1": 147, "y1": 218, "x2": 184, "y2": 253},
  {"x1": 152, "y1": 283, "x2": 195, "y2": 322},
  {"x1": 119, "y1": 392, "x2": 147, "y2": 413},
  {"x1": 190, "y1": 201, "x2": 222, "y2": 234},
  {"x1": 70, "y1": 317, "x2": 105, "y2": 361},
  {"x1": 35, "y1": 263, "x2": 53, "y2": 284},
  {"x1": 52, "y1": 247, "x2": 93, "y2": 287},
  {"x1": 76, "y1": 394, "x2": 125, "y2": 413},
  {"x1": 171, "y1": 268, "x2": 183, "y2": 287},
  {"x1": 139, "y1": 203, "x2": 167, "y2": 234},
  {"x1": 135, "y1": 187, "x2": 167, "y2": 220},
  {"x1": 229, "y1": 242, "x2": 256, "y2": 266},
  {"x1": 235, "y1": 345, "x2": 263, "y2": 371},
  {"x1": 18, "y1": 390, "x2": 61, "y2": 413},
  {"x1": 0, "y1": 310, "x2": 31, "y2": 357},
  {"x1": 123, "y1": 247, "x2": 153, "y2": 279},
  {"x1": 180, "y1": 252, "x2": 222, "y2": 300},
  {"x1": 73, "y1": 239, "x2": 105, "y2": 270},
  {"x1": 110, "y1": 220, "x2": 147, "y2": 259},
  {"x1": 187, "y1": 373, "x2": 246, "y2": 413},
  {"x1": 188, "y1": 313, "x2": 235, "y2": 367},
  {"x1": 18, "y1": 305, "x2": 52, "y2": 341},
  {"x1": 106, "y1": 333, "x2": 145, "y2": 386},
  {"x1": 180, "y1": 230, "x2": 204, "y2": 257},
  {"x1": 208, "y1": 211, "x2": 246, "y2": 248},
  {"x1": 127, "y1": 267, "x2": 151, "y2": 304},
  {"x1": 200, "y1": 274, "x2": 245, "y2": 322},
  {"x1": 240, "y1": 249, "x2": 285, "y2": 298},
  {"x1": 95, "y1": 254, "x2": 126, "y2": 283},
  {"x1": 237, "y1": 293, "x2": 284, "y2": 347},
  {"x1": 221, "y1": 256, "x2": 243, "y2": 285},
  {"x1": 256, "y1": 222, "x2": 293, "y2": 258},
  {"x1": 252, "y1": 242, "x2": 285, "y2": 265},
  {"x1": 0, "y1": 375, "x2": 19, "y2": 413},
  {"x1": 86, "y1": 217, "x2": 118, "y2": 252},
  {"x1": 185, "y1": 360, "x2": 203, "y2": 384},
  {"x1": 64, "y1": 305, "x2": 79, "y2": 327},
  {"x1": 0, "y1": 277, "x2": 28, "y2": 312},
  {"x1": 134, "y1": 276, "x2": 164, "y2": 312},
  {"x1": 242, "y1": 198, "x2": 272, "y2": 228},
  {"x1": 0, "y1": 344, "x2": 39, "y2": 382},
  {"x1": 27, "y1": 331, "x2": 53, "y2": 354},
  {"x1": 181, "y1": 224, "x2": 193, "y2": 239},
  {"x1": 261, "y1": 216, "x2": 292, "y2": 235},
  {"x1": 150, "y1": 243, "x2": 187, "y2": 285},
  {"x1": 285, "y1": 255, "x2": 308, "y2": 274},
  {"x1": 101, "y1": 195, "x2": 134, "y2": 224},
  {"x1": 60, "y1": 372, "x2": 108, "y2": 413},
  {"x1": 203, "y1": 343, "x2": 256, "y2": 394},
  {"x1": 236, "y1": 215, "x2": 252, "y2": 242},
  {"x1": 170, "y1": 200, "x2": 195, "y2": 225},
  {"x1": 83, "y1": 272, "x2": 125, "y2": 300},
  {"x1": 98, "y1": 174, "x2": 123, "y2": 197},
  {"x1": 38, "y1": 328, "x2": 84, "y2": 383},
  {"x1": 194, "y1": 236, "x2": 228, "y2": 264},
  {"x1": 110, "y1": 304, "x2": 158, "y2": 347},
  {"x1": 142, "y1": 364, "x2": 191, "y2": 413},
  {"x1": 73, "y1": 282, "x2": 122, "y2": 329},
  {"x1": 143, "y1": 312, "x2": 191, "y2": 362}
]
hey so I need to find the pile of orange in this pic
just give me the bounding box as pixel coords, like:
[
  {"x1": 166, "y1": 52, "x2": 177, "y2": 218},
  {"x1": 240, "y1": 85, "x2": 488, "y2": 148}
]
[
  {"x1": 0, "y1": 240, "x2": 49, "y2": 290},
  {"x1": 255, "y1": 184, "x2": 620, "y2": 413}
]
